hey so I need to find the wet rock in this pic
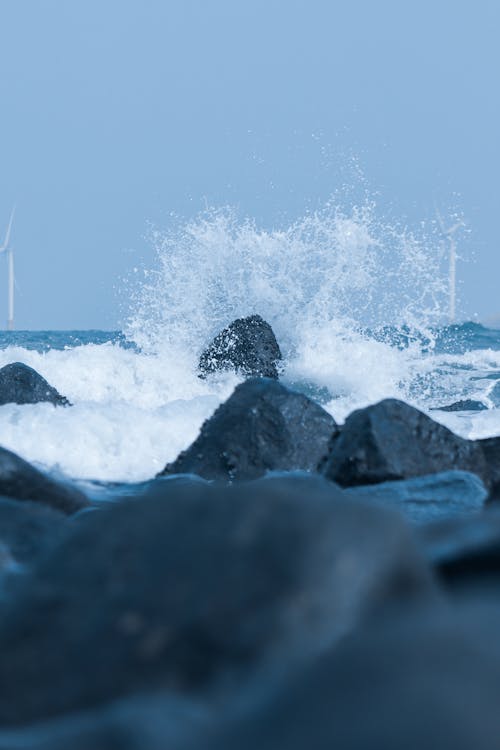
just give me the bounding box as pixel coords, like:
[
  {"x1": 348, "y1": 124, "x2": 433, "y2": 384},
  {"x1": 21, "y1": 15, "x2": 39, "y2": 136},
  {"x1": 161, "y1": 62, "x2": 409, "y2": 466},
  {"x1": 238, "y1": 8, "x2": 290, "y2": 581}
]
[
  {"x1": 475, "y1": 437, "x2": 500, "y2": 501},
  {"x1": 433, "y1": 399, "x2": 488, "y2": 412},
  {"x1": 0, "y1": 362, "x2": 70, "y2": 406},
  {"x1": 0, "y1": 475, "x2": 434, "y2": 725},
  {"x1": 198, "y1": 315, "x2": 282, "y2": 379},
  {"x1": 0, "y1": 446, "x2": 88, "y2": 514},
  {"x1": 197, "y1": 601, "x2": 500, "y2": 750},
  {"x1": 344, "y1": 471, "x2": 487, "y2": 524},
  {"x1": 321, "y1": 398, "x2": 484, "y2": 488},
  {"x1": 160, "y1": 378, "x2": 338, "y2": 481}
]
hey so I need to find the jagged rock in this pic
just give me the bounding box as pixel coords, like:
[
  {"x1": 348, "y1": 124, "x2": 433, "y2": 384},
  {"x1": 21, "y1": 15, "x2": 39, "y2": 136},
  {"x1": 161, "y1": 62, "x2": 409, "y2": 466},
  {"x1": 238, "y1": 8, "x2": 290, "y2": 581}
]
[
  {"x1": 344, "y1": 471, "x2": 487, "y2": 524},
  {"x1": 198, "y1": 315, "x2": 282, "y2": 379},
  {"x1": 196, "y1": 601, "x2": 500, "y2": 750},
  {"x1": 320, "y1": 398, "x2": 484, "y2": 488},
  {"x1": 159, "y1": 378, "x2": 338, "y2": 480},
  {"x1": 0, "y1": 446, "x2": 88, "y2": 514},
  {"x1": 0, "y1": 362, "x2": 70, "y2": 406},
  {"x1": 433, "y1": 399, "x2": 488, "y2": 412},
  {"x1": 0, "y1": 475, "x2": 435, "y2": 725}
]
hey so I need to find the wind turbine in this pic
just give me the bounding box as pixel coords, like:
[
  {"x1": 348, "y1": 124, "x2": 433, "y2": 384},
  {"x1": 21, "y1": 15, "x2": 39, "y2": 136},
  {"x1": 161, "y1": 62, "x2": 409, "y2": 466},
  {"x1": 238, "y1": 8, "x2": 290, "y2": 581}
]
[
  {"x1": 0, "y1": 208, "x2": 15, "y2": 330},
  {"x1": 436, "y1": 208, "x2": 464, "y2": 324}
]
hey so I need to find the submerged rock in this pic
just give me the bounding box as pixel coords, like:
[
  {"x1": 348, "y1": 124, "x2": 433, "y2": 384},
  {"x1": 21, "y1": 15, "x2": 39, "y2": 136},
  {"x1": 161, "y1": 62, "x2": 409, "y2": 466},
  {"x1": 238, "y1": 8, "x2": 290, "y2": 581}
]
[
  {"x1": 0, "y1": 476, "x2": 434, "y2": 724},
  {"x1": 433, "y1": 399, "x2": 488, "y2": 412},
  {"x1": 159, "y1": 378, "x2": 338, "y2": 480},
  {"x1": 321, "y1": 398, "x2": 483, "y2": 488},
  {"x1": 198, "y1": 315, "x2": 282, "y2": 379},
  {"x1": 344, "y1": 471, "x2": 487, "y2": 524},
  {"x1": 0, "y1": 497, "x2": 67, "y2": 570},
  {"x1": 0, "y1": 445, "x2": 88, "y2": 514},
  {"x1": 0, "y1": 362, "x2": 70, "y2": 406}
]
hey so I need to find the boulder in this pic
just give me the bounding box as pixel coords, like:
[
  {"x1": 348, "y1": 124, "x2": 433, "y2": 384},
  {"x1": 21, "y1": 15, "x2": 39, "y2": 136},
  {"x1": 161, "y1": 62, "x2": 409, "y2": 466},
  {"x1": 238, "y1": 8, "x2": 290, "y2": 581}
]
[
  {"x1": 320, "y1": 398, "x2": 484, "y2": 488},
  {"x1": 159, "y1": 378, "x2": 338, "y2": 480},
  {"x1": 344, "y1": 471, "x2": 487, "y2": 524},
  {"x1": 0, "y1": 362, "x2": 70, "y2": 406},
  {"x1": 418, "y1": 508, "x2": 500, "y2": 588},
  {"x1": 0, "y1": 445, "x2": 88, "y2": 514},
  {"x1": 196, "y1": 601, "x2": 500, "y2": 750},
  {"x1": 0, "y1": 475, "x2": 435, "y2": 725},
  {"x1": 433, "y1": 399, "x2": 487, "y2": 412},
  {"x1": 198, "y1": 315, "x2": 282, "y2": 379}
]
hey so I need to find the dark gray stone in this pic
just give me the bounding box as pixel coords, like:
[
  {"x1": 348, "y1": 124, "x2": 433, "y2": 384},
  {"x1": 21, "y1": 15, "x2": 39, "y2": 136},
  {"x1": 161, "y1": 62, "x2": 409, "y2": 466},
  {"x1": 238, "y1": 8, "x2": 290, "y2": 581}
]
[
  {"x1": 198, "y1": 315, "x2": 282, "y2": 379},
  {"x1": 0, "y1": 362, "x2": 70, "y2": 406},
  {"x1": 0, "y1": 475, "x2": 434, "y2": 725},
  {"x1": 0, "y1": 446, "x2": 88, "y2": 514},
  {"x1": 160, "y1": 378, "x2": 338, "y2": 481},
  {"x1": 344, "y1": 471, "x2": 487, "y2": 524},
  {"x1": 321, "y1": 398, "x2": 485, "y2": 488}
]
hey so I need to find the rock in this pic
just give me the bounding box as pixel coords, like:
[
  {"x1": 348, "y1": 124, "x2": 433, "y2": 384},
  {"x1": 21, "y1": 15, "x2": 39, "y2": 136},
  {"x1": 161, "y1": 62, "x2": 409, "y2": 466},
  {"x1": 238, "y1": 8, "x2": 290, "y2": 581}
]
[
  {"x1": 344, "y1": 471, "x2": 487, "y2": 524},
  {"x1": 0, "y1": 475, "x2": 435, "y2": 725},
  {"x1": 0, "y1": 362, "x2": 70, "y2": 406},
  {"x1": 433, "y1": 399, "x2": 488, "y2": 412},
  {"x1": 0, "y1": 497, "x2": 67, "y2": 570},
  {"x1": 197, "y1": 600, "x2": 500, "y2": 750},
  {"x1": 474, "y1": 437, "x2": 500, "y2": 501},
  {"x1": 159, "y1": 378, "x2": 338, "y2": 480},
  {"x1": 418, "y1": 508, "x2": 500, "y2": 587},
  {"x1": 321, "y1": 398, "x2": 484, "y2": 488},
  {"x1": 0, "y1": 445, "x2": 89, "y2": 514},
  {"x1": 198, "y1": 315, "x2": 282, "y2": 379}
]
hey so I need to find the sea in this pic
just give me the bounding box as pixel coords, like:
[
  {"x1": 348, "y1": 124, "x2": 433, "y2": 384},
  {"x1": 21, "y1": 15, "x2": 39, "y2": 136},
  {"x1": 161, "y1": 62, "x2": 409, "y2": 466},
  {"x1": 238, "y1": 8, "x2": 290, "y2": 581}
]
[{"x1": 0, "y1": 205, "x2": 498, "y2": 494}]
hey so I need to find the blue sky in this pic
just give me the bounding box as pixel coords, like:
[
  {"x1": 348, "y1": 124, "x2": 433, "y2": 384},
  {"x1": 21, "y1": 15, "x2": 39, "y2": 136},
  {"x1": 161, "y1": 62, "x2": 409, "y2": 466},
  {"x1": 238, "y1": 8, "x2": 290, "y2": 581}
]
[{"x1": 0, "y1": 0, "x2": 499, "y2": 328}]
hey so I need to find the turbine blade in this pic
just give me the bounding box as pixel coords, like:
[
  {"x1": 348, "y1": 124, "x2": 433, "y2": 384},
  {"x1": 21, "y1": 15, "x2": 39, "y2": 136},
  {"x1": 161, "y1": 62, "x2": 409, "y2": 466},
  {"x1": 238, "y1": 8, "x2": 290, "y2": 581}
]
[{"x1": 0, "y1": 207, "x2": 15, "y2": 251}]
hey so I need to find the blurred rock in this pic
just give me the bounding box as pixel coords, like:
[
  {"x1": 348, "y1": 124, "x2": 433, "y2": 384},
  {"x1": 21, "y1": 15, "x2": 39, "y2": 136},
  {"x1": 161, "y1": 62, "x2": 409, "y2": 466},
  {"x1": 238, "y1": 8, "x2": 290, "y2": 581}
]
[
  {"x1": 0, "y1": 475, "x2": 434, "y2": 725},
  {"x1": 344, "y1": 471, "x2": 487, "y2": 524}
]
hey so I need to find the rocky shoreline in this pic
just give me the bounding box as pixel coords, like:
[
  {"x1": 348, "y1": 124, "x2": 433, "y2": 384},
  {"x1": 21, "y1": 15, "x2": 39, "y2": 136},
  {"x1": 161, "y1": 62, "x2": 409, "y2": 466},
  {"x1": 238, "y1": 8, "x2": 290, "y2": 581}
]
[{"x1": 1, "y1": 319, "x2": 500, "y2": 747}]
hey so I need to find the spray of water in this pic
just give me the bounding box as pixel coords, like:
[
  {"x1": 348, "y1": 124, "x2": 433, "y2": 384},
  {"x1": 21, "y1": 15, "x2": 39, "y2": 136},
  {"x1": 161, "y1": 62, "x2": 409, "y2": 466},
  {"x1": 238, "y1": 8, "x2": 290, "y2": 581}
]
[{"x1": 125, "y1": 200, "x2": 449, "y2": 365}]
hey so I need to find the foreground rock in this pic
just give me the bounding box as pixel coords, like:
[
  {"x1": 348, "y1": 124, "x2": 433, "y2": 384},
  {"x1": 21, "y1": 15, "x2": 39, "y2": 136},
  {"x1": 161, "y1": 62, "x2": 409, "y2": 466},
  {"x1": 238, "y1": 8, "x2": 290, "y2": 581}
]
[
  {"x1": 198, "y1": 315, "x2": 282, "y2": 379},
  {"x1": 0, "y1": 362, "x2": 70, "y2": 406},
  {"x1": 160, "y1": 378, "x2": 338, "y2": 480},
  {"x1": 321, "y1": 398, "x2": 484, "y2": 488},
  {"x1": 0, "y1": 498, "x2": 67, "y2": 572},
  {"x1": 0, "y1": 446, "x2": 88, "y2": 514},
  {"x1": 344, "y1": 471, "x2": 487, "y2": 524},
  {"x1": 0, "y1": 475, "x2": 434, "y2": 725},
  {"x1": 197, "y1": 601, "x2": 500, "y2": 750},
  {"x1": 418, "y1": 508, "x2": 500, "y2": 588}
]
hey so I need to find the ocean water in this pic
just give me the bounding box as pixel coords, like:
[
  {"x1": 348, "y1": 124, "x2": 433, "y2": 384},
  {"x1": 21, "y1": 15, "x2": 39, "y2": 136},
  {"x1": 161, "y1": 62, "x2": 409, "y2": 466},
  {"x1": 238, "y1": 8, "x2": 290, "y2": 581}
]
[{"x1": 0, "y1": 204, "x2": 497, "y2": 486}]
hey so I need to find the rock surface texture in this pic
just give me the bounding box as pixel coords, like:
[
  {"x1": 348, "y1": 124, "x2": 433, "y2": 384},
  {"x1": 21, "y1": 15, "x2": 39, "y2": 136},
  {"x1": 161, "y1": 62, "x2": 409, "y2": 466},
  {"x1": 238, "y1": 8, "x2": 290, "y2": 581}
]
[
  {"x1": 159, "y1": 378, "x2": 338, "y2": 480},
  {"x1": 198, "y1": 315, "x2": 282, "y2": 379},
  {"x1": 0, "y1": 362, "x2": 70, "y2": 406}
]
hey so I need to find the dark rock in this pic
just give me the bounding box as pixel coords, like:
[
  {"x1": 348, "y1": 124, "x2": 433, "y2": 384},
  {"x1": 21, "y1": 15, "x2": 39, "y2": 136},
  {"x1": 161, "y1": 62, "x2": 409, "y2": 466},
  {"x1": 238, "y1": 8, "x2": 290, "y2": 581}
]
[
  {"x1": 159, "y1": 378, "x2": 338, "y2": 480},
  {"x1": 0, "y1": 475, "x2": 434, "y2": 725},
  {"x1": 433, "y1": 399, "x2": 488, "y2": 412},
  {"x1": 197, "y1": 601, "x2": 500, "y2": 750},
  {"x1": 198, "y1": 315, "x2": 282, "y2": 379},
  {"x1": 0, "y1": 445, "x2": 88, "y2": 514},
  {"x1": 418, "y1": 508, "x2": 500, "y2": 587},
  {"x1": 0, "y1": 362, "x2": 70, "y2": 406},
  {"x1": 475, "y1": 437, "x2": 500, "y2": 501},
  {"x1": 321, "y1": 398, "x2": 484, "y2": 488},
  {"x1": 0, "y1": 497, "x2": 67, "y2": 570},
  {"x1": 344, "y1": 471, "x2": 487, "y2": 524}
]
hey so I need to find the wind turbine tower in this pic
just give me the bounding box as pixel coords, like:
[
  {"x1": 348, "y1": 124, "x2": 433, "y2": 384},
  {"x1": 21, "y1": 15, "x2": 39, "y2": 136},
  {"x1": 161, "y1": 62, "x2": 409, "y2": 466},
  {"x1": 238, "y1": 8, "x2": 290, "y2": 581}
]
[
  {"x1": 0, "y1": 208, "x2": 15, "y2": 330},
  {"x1": 436, "y1": 209, "x2": 464, "y2": 324}
]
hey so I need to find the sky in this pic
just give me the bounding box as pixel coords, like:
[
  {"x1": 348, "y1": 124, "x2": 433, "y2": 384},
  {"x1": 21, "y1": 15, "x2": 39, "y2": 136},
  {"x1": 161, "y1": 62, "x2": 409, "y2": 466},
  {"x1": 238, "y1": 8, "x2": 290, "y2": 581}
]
[{"x1": 0, "y1": 0, "x2": 499, "y2": 329}]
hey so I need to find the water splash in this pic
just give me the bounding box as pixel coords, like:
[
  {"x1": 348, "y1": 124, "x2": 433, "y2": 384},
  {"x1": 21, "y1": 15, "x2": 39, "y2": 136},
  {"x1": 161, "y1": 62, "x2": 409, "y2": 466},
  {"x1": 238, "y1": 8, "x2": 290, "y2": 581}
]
[{"x1": 124, "y1": 200, "x2": 449, "y2": 364}]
